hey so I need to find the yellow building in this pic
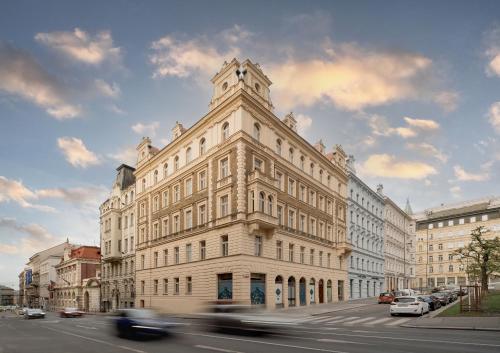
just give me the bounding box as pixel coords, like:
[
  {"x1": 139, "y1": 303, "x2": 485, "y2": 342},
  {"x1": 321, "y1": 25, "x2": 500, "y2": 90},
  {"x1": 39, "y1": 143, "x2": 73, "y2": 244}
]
[
  {"x1": 415, "y1": 196, "x2": 500, "y2": 289},
  {"x1": 120, "y1": 59, "x2": 351, "y2": 312}
]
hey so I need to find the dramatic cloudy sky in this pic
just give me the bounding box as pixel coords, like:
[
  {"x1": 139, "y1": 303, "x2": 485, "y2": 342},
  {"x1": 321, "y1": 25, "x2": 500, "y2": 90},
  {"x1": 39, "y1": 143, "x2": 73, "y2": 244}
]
[{"x1": 1, "y1": 0, "x2": 500, "y2": 288}]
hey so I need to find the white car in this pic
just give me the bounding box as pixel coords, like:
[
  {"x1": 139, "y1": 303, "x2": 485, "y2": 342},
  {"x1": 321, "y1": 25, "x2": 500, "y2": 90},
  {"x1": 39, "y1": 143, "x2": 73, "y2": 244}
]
[{"x1": 390, "y1": 296, "x2": 429, "y2": 316}]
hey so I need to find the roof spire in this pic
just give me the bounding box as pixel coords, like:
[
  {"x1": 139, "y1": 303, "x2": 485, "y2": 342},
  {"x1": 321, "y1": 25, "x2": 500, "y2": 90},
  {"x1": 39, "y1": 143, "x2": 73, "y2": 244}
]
[{"x1": 404, "y1": 197, "x2": 413, "y2": 215}]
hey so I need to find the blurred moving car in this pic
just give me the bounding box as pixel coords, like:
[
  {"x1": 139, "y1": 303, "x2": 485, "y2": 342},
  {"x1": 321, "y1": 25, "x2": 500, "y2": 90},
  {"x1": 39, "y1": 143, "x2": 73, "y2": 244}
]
[
  {"x1": 378, "y1": 292, "x2": 395, "y2": 304},
  {"x1": 60, "y1": 307, "x2": 84, "y2": 318},
  {"x1": 113, "y1": 309, "x2": 181, "y2": 339},
  {"x1": 17, "y1": 307, "x2": 27, "y2": 315},
  {"x1": 201, "y1": 303, "x2": 299, "y2": 335},
  {"x1": 24, "y1": 308, "x2": 45, "y2": 319},
  {"x1": 432, "y1": 292, "x2": 450, "y2": 306},
  {"x1": 420, "y1": 295, "x2": 441, "y2": 311},
  {"x1": 390, "y1": 296, "x2": 429, "y2": 316}
]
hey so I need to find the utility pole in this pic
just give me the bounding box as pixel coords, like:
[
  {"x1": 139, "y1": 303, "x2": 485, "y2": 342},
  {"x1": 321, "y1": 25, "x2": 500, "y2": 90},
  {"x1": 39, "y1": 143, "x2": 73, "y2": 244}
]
[{"x1": 425, "y1": 228, "x2": 429, "y2": 290}]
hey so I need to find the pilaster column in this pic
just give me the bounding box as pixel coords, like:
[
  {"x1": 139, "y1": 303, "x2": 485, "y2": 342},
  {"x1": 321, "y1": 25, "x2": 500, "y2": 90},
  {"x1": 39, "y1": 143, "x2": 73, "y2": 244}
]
[{"x1": 236, "y1": 141, "x2": 247, "y2": 220}]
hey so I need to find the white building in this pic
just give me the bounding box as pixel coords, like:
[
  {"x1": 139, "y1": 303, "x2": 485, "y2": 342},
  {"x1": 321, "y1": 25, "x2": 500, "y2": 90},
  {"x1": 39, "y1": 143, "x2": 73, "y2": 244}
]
[{"x1": 346, "y1": 156, "x2": 385, "y2": 298}]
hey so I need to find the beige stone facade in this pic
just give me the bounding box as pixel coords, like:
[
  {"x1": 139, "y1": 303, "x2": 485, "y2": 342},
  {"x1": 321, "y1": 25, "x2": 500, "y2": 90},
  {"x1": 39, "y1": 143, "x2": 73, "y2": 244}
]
[
  {"x1": 415, "y1": 197, "x2": 500, "y2": 289},
  {"x1": 124, "y1": 59, "x2": 350, "y2": 312}
]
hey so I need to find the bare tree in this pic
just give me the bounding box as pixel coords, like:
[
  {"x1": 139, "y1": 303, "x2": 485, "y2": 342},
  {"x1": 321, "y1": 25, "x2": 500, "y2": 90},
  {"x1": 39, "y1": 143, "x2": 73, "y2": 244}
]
[{"x1": 454, "y1": 226, "x2": 500, "y2": 292}]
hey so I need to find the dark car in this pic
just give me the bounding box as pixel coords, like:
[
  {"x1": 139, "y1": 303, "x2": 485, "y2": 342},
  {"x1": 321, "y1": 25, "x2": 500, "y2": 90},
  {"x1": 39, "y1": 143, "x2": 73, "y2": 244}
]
[
  {"x1": 113, "y1": 309, "x2": 180, "y2": 339},
  {"x1": 432, "y1": 292, "x2": 450, "y2": 306},
  {"x1": 378, "y1": 292, "x2": 395, "y2": 304},
  {"x1": 420, "y1": 295, "x2": 442, "y2": 311},
  {"x1": 444, "y1": 290, "x2": 458, "y2": 302},
  {"x1": 60, "y1": 307, "x2": 84, "y2": 318}
]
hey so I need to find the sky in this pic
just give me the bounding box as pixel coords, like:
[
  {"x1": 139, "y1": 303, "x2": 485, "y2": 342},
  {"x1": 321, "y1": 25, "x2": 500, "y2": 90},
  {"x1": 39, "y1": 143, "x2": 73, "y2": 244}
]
[{"x1": 1, "y1": 0, "x2": 500, "y2": 288}]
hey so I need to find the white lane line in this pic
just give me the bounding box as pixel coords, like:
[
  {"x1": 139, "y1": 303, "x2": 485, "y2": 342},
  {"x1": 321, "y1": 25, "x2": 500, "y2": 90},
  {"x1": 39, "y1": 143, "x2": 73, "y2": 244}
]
[
  {"x1": 363, "y1": 317, "x2": 392, "y2": 325},
  {"x1": 385, "y1": 318, "x2": 411, "y2": 326},
  {"x1": 342, "y1": 317, "x2": 375, "y2": 325},
  {"x1": 42, "y1": 326, "x2": 147, "y2": 353},
  {"x1": 310, "y1": 316, "x2": 341, "y2": 324},
  {"x1": 195, "y1": 345, "x2": 245, "y2": 353},
  {"x1": 317, "y1": 339, "x2": 369, "y2": 345},
  {"x1": 181, "y1": 332, "x2": 351, "y2": 353},
  {"x1": 301, "y1": 316, "x2": 323, "y2": 323},
  {"x1": 76, "y1": 325, "x2": 97, "y2": 330},
  {"x1": 326, "y1": 316, "x2": 359, "y2": 324}
]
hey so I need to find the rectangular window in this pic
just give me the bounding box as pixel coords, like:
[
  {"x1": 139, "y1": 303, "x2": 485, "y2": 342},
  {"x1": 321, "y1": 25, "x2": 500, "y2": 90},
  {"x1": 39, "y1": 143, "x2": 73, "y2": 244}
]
[
  {"x1": 163, "y1": 219, "x2": 168, "y2": 237},
  {"x1": 163, "y1": 249, "x2": 168, "y2": 266},
  {"x1": 254, "y1": 236, "x2": 262, "y2": 256},
  {"x1": 288, "y1": 210, "x2": 295, "y2": 228},
  {"x1": 470, "y1": 216, "x2": 476, "y2": 223},
  {"x1": 288, "y1": 178, "x2": 295, "y2": 196},
  {"x1": 185, "y1": 178, "x2": 193, "y2": 196},
  {"x1": 300, "y1": 185, "x2": 306, "y2": 201},
  {"x1": 154, "y1": 279, "x2": 158, "y2": 295},
  {"x1": 481, "y1": 214, "x2": 488, "y2": 221},
  {"x1": 174, "y1": 278, "x2": 179, "y2": 295},
  {"x1": 163, "y1": 191, "x2": 168, "y2": 207},
  {"x1": 141, "y1": 280, "x2": 145, "y2": 295},
  {"x1": 300, "y1": 246, "x2": 305, "y2": 264},
  {"x1": 221, "y1": 235, "x2": 229, "y2": 256},
  {"x1": 153, "y1": 223, "x2": 158, "y2": 239},
  {"x1": 448, "y1": 220, "x2": 454, "y2": 226},
  {"x1": 173, "y1": 215, "x2": 179, "y2": 233},
  {"x1": 154, "y1": 251, "x2": 158, "y2": 267},
  {"x1": 153, "y1": 196, "x2": 159, "y2": 212},
  {"x1": 199, "y1": 204, "x2": 206, "y2": 225},
  {"x1": 310, "y1": 219, "x2": 316, "y2": 236},
  {"x1": 141, "y1": 255, "x2": 145, "y2": 269},
  {"x1": 276, "y1": 172, "x2": 283, "y2": 191},
  {"x1": 199, "y1": 171, "x2": 207, "y2": 190},
  {"x1": 174, "y1": 247, "x2": 179, "y2": 264},
  {"x1": 185, "y1": 210, "x2": 192, "y2": 229},
  {"x1": 186, "y1": 243, "x2": 192, "y2": 262},
  {"x1": 310, "y1": 249, "x2": 314, "y2": 265},
  {"x1": 459, "y1": 218, "x2": 464, "y2": 225},
  {"x1": 220, "y1": 195, "x2": 229, "y2": 217},
  {"x1": 300, "y1": 215, "x2": 306, "y2": 232},
  {"x1": 276, "y1": 240, "x2": 282, "y2": 260},
  {"x1": 220, "y1": 158, "x2": 229, "y2": 178},
  {"x1": 438, "y1": 222, "x2": 443, "y2": 228},
  {"x1": 277, "y1": 205, "x2": 283, "y2": 225},
  {"x1": 174, "y1": 185, "x2": 180, "y2": 202},
  {"x1": 254, "y1": 157, "x2": 263, "y2": 171},
  {"x1": 217, "y1": 273, "x2": 233, "y2": 300},
  {"x1": 200, "y1": 240, "x2": 206, "y2": 260},
  {"x1": 186, "y1": 276, "x2": 192, "y2": 294},
  {"x1": 327, "y1": 253, "x2": 331, "y2": 268},
  {"x1": 163, "y1": 279, "x2": 168, "y2": 294},
  {"x1": 289, "y1": 244, "x2": 294, "y2": 262}
]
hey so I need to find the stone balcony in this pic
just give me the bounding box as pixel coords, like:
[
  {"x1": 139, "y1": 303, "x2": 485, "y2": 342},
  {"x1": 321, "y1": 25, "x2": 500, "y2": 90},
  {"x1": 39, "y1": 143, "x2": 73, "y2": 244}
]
[
  {"x1": 247, "y1": 211, "x2": 278, "y2": 235},
  {"x1": 247, "y1": 170, "x2": 278, "y2": 189},
  {"x1": 336, "y1": 241, "x2": 353, "y2": 256}
]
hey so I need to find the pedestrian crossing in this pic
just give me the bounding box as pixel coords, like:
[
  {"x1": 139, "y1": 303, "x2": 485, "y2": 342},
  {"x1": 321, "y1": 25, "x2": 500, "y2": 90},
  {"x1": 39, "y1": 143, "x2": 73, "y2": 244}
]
[{"x1": 301, "y1": 315, "x2": 412, "y2": 327}]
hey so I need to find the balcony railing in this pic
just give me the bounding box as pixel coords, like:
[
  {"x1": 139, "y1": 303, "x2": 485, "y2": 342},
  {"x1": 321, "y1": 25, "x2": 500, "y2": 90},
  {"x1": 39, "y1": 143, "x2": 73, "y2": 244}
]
[
  {"x1": 247, "y1": 211, "x2": 278, "y2": 234},
  {"x1": 247, "y1": 170, "x2": 278, "y2": 188}
]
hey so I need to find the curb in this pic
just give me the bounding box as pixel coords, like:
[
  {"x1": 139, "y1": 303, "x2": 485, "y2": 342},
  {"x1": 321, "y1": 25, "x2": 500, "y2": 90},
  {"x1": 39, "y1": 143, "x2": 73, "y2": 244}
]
[{"x1": 400, "y1": 324, "x2": 500, "y2": 332}]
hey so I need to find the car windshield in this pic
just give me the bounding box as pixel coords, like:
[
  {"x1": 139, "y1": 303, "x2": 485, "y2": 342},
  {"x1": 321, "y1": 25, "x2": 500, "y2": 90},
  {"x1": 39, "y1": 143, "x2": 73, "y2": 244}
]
[
  {"x1": 28, "y1": 309, "x2": 42, "y2": 313},
  {"x1": 380, "y1": 292, "x2": 391, "y2": 296},
  {"x1": 126, "y1": 309, "x2": 158, "y2": 319},
  {"x1": 394, "y1": 297, "x2": 415, "y2": 303}
]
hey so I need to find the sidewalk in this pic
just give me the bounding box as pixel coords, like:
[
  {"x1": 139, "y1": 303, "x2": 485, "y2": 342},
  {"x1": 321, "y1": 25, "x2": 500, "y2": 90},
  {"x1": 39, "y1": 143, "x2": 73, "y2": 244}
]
[
  {"x1": 401, "y1": 316, "x2": 500, "y2": 331},
  {"x1": 273, "y1": 297, "x2": 375, "y2": 317}
]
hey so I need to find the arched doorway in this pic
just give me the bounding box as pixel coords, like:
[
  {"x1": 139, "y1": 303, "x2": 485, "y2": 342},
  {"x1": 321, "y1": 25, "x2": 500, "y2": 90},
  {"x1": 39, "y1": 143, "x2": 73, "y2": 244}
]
[
  {"x1": 299, "y1": 278, "x2": 306, "y2": 306},
  {"x1": 327, "y1": 280, "x2": 333, "y2": 303},
  {"x1": 275, "y1": 276, "x2": 283, "y2": 308},
  {"x1": 309, "y1": 278, "x2": 316, "y2": 304},
  {"x1": 319, "y1": 279, "x2": 324, "y2": 303},
  {"x1": 84, "y1": 291, "x2": 89, "y2": 312},
  {"x1": 287, "y1": 276, "x2": 296, "y2": 307}
]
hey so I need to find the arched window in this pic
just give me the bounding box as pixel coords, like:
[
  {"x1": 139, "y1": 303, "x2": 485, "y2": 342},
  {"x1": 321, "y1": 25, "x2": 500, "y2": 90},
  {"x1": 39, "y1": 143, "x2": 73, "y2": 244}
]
[
  {"x1": 289, "y1": 148, "x2": 294, "y2": 163},
  {"x1": 268, "y1": 195, "x2": 273, "y2": 215},
  {"x1": 276, "y1": 139, "x2": 282, "y2": 155},
  {"x1": 130, "y1": 191, "x2": 134, "y2": 202},
  {"x1": 142, "y1": 178, "x2": 146, "y2": 192},
  {"x1": 199, "y1": 138, "x2": 206, "y2": 156},
  {"x1": 327, "y1": 175, "x2": 331, "y2": 188},
  {"x1": 222, "y1": 122, "x2": 229, "y2": 141},
  {"x1": 253, "y1": 123, "x2": 261, "y2": 141},
  {"x1": 222, "y1": 82, "x2": 228, "y2": 91},
  {"x1": 310, "y1": 163, "x2": 314, "y2": 176},
  {"x1": 163, "y1": 163, "x2": 168, "y2": 178},
  {"x1": 154, "y1": 170, "x2": 158, "y2": 184},
  {"x1": 300, "y1": 156, "x2": 305, "y2": 170},
  {"x1": 319, "y1": 170, "x2": 323, "y2": 182},
  {"x1": 259, "y1": 192, "x2": 265, "y2": 212},
  {"x1": 255, "y1": 82, "x2": 260, "y2": 92},
  {"x1": 186, "y1": 147, "x2": 192, "y2": 163},
  {"x1": 174, "y1": 156, "x2": 179, "y2": 171}
]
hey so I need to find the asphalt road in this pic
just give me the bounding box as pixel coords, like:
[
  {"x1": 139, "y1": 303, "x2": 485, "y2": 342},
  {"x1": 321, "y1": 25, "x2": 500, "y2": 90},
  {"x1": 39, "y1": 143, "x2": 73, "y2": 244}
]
[{"x1": 1, "y1": 304, "x2": 499, "y2": 353}]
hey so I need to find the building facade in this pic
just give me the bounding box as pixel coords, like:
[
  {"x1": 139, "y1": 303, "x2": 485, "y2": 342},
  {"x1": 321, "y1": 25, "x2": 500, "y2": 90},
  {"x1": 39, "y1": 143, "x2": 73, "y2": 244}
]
[
  {"x1": 382, "y1": 190, "x2": 416, "y2": 291},
  {"x1": 415, "y1": 196, "x2": 500, "y2": 290},
  {"x1": 110, "y1": 59, "x2": 352, "y2": 312},
  {"x1": 100, "y1": 164, "x2": 137, "y2": 311},
  {"x1": 346, "y1": 156, "x2": 385, "y2": 298},
  {"x1": 0, "y1": 285, "x2": 15, "y2": 306},
  {"x1": 54, "y1": 246, "x2": 101, "y2": 312}
]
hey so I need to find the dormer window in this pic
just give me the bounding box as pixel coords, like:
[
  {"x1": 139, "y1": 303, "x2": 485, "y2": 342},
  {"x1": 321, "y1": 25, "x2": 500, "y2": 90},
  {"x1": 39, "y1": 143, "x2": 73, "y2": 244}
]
[
  {"x1": 253, "y1": 123, "x2": 261, "y2": 142},
  {"x1": 222, "y1": 122, "x2": 229, "y2": 141},
  {"x1": 222, "y1": 82, "x2": 228, "y2": 91}
]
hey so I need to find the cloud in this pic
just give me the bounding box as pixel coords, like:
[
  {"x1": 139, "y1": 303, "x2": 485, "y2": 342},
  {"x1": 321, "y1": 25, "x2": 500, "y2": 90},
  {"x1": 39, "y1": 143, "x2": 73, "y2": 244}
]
[
  {"x1": 406, "y1": 142, "x2": 448, "y2": 163},
  {"x1": 359, "y1": 154, "x2": 437, "y2": 179},
  {"x1": 403, "y1": 117, "x2": 440, "y2": 130},
  {"x1": 433, "y1": 91, "x2": 459, "y2": 112},
  {"x1": 488, "y1": 101, "x2": 500, "y2": 134},
  {"x1": 453, "y1": 165, "x2": 490, "y2": 182},
  {"x1": 108, "y1": 104, "x2": 126, "y2": 115},
  {"x1": 131, "y1": 122, "x2": 160, "y2": 137},
  {"x1": 35, "y1": 28, "x2": 121, "y2": 66},
  {"x1": 94, "y1": 79, "x2": 120, "y2": 98},
  {"x1": 484, "y1": 26, "x2": 500, "y2": 77},
  {"x1": 450, "y1": 185, "x2": 461, "y2": 199},
  {"x1": 36, "y1": 185, "x2": 108, "y2": 211},
  {"x1": 57, "y1": 137, "x2": 100, "y2": 168},
  {"x1": 296, "y1": 114, "x2": 313, "y2": 135},
  {"x1": 0, "y1": 42, "x2": 81, "y2": 119},
  {"x1": 108, "y1": 146, "x2": 137, "y2": 166},
  {"x1": 0, "y1": 176, "x2": 55, "y2": 212},
  {"x1": 0, "y1": 218, "x2": 58, "y2": 255}
]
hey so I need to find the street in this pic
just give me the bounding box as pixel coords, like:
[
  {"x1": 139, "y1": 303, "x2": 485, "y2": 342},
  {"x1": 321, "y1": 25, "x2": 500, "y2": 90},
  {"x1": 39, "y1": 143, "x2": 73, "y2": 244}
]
[{"x1": 1, "y1": 302, "x2": 499, "y2": 353}]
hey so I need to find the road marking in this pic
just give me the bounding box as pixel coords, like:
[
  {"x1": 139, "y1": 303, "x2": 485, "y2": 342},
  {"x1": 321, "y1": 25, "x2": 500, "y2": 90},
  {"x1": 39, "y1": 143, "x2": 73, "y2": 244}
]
[
  {"x1": 76, "y1": 325, "x2": 97, "y2": 330},
  {"x1": 180, "y1": 332, "x2": 351, "y2": 353},
  {"x1": 326, "y1": 316, "x2": 359, "y2": 324},
  {"x1": 311, "y1": 316, "x2": 342, "y2": 324},
  {"x1": 317, "y1": 339, "x2": 369, "y2": 345},
  {"x1": 364, "y1": 317, "x2": 392, "y2": 325},
  {"x1": 195, "y1": 345, "x2": 245, "y2": 353},
  {"x1": 342, "y1": 317, "x2": 375, "y2": 325},
  {"x1": 38, "y1": 320, "x2": 60, "y2": 324},
  {"x1": 42, "y1": 326, "x2": 147, "y2": 353},
  {"x1": 385, "y1": 318, "x2": 411, "y2": 326}
]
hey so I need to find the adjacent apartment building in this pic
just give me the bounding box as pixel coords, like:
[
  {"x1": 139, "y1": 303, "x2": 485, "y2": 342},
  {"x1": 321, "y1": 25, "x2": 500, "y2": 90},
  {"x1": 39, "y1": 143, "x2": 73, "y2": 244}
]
[
  {"x1": 346, "y1": 156, "x2": 385, "y2": 298},
  {"x1": 414, "y1": 196, "x2": 500, "y2": 289},
  {"x1": 126, "y1": 58, "x2": 351, "y2": 312},
  {"x1": 100, "y1": 164, "x2": 137, "y2": 311},
  {"x1": 382, "y1": 189, "x2": 416, "y2": 291}
]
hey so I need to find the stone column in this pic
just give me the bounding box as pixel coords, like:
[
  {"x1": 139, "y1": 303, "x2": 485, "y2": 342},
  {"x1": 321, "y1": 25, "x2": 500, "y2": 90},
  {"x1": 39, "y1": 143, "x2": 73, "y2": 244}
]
[{"x1": 236, "y1": 141, "x2": 247, "y2": 220}]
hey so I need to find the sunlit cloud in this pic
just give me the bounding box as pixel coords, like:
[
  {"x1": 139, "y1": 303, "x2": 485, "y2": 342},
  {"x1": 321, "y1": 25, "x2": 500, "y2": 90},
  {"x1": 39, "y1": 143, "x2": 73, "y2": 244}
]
[
  {"x1": 403, "y1": 117, "x2": 440, "y2": 130},
  {"x1": 453, "y1": 165, "x2": 490, "y2": 182},
  {"x1": 406, "y1": 142, "x2": 448, "y2": 163},
  {"x1": 433, "y1": 91, "x2": 459, "y2": 112},
  {"x1": 94, "y1": 78, "x2": 121, "y2": 98},
  {"x1": 488, "y1": 101, "x2": 500, "y2": 134},
  {"x1": 484, "y1": 25, "x2": 500, "y2": 77},
  {"x1": 359, "y1": 154, "x2": 437, "y2": 179},
  {"x1": 57, "y1": 137, "x2": 101, "y2": 168},
  {"x1": 131, "y1": 122, "x2": 160, "y2": 137},
  {"x1": 108, "y1": 146, "x2": 137, "y2": 166},
  {"x1": 0, "y1": 176, "x2": 55, "y2": 212},
  {"x1": 0, "y1": 218, "x2": 59, "y2": 255},
  {"x1": 296, "y1": 114, "x2": 313, "y2": 135}
]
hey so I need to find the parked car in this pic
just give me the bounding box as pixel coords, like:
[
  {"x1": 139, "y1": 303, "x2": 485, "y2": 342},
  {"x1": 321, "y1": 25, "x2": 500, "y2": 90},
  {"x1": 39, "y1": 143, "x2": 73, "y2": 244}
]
[
  {"x1": 420, "y1": 295, "x2": 442, "y2": 311},
  {"x1": 112, "y1": 309, "x2": 181, "y2": 339},
  {"x1": 24, "y1": 308, "x2": 45, "y2": 319},
  {"x1": 378, "y1": 292, "x2": 395, "y2": 304},
  {"x1": 60, "y1": 307, "x2": 84, "y2": 318},
  {"x1": 432, "y1": 292, "x2": 450, "y2": 306},
  {"x1": 390, "y1": 296, "x2": 429, "y2": 316}
]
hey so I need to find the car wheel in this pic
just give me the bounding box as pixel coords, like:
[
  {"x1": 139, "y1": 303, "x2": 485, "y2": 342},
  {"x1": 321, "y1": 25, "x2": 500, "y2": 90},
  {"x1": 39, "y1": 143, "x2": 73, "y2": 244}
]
[{"x1": 390, "y1": 313, "x2": 396, "y2": 316}]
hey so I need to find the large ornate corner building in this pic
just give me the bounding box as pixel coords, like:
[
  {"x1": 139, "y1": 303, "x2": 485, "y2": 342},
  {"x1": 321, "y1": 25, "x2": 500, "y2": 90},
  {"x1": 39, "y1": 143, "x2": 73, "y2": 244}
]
[
  {"x1": 103, "y1": 59, "x2": 351, "y2": 312},
  {"x1": 346, "y1": 156, "x2": 386, "y2": 298},
  {"x1": 382, "y1": 191, "x2": 416, "y2": 291},
  {"x1": 100, "y1": 165, "x2": 137, "y2": 310},
  {"x1": 414, "y1": 196, "x2": 500, "y2": 289}
]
